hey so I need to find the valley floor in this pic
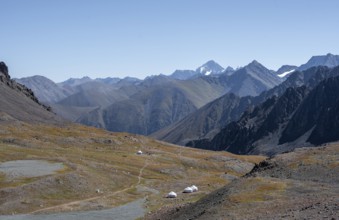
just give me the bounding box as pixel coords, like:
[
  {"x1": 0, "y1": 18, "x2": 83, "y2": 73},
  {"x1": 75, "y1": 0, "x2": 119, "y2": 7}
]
[{"x1": 0, "y1": 121, "x2": 263, "y2": 218}]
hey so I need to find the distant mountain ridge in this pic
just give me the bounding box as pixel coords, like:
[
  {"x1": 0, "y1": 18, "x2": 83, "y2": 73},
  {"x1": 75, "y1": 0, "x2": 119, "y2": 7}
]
[
  {"x1": 153, "y1": 54, "x2": 339, "y2": 146},
  {"x1": 14, "y1": 53, "x2": 339, "y2": 139},
  {"x1": 226, "y1": 60, "x2": 282, "y2": 96},
  {"x1": 152, "y1": 61, "x2": 284, "y2": 144},
  {"x1": 187, "y1": 66, "x2": 339, "y2": 155},
  {"x1": 76, "y1": 60, "x2": 283, "y2": 136},
  {"x1": 170, "y1": 60, "x2": 229, "y2": 80},
  {"x1": 15, "y1": 75, "x2": 71, "y2": 103},
  {"x1": 298, "y1": 53, "x2": 339, "y2": 71},
  {"x1": 196, "y1": 60, "x2": 225, "y2": 75}
]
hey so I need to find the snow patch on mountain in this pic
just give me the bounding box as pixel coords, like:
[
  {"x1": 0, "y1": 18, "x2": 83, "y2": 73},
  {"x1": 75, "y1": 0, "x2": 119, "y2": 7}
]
[{"x1": 278, "y1": 69, "x2": 295, "y2": 78}]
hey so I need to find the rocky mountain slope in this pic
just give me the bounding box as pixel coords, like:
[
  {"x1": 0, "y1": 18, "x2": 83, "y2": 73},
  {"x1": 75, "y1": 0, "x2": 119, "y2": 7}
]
[
  {"x1": 16, "y1": 55, "x2": 337, "y2": 138},
  {"x1": 147, "y1": 143, "x2": 339, "y2": 220},
  {"x1": 275, "y1": 53, "x2": 339, "y2": 79},
  {"x1": 50, "y1": 80, "x2": 131, "y2": 121},
  {"x1": 76, "y1": 76, "x2": 229, "y2": 134},
  {"x1": 151, "y1": 93, "x2": 255, "y2": 145},
  {"x1": 77, "y1": 61, "x2": 282, "y2": 136},
  {"x1": 226, "y1": 60, "x2": 282, "y2": 97},
  {"x1": 0, "y1": 62, "x2": 62, "y2": 123},
  {"x1": 15, "y1": 75, "x2": 71, "y2": 103},
  {"x1": 155, "y1": 65, "x2": 339, "y2": 146},
  {"x1": 187, "y1": 67, "x2": 339, "y2": 155}
]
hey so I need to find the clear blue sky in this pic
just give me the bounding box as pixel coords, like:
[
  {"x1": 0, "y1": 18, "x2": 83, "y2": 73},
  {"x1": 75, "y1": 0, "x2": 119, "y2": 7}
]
[{"x1": 1, "y1": 0, "x2": 339, "y2": 82}]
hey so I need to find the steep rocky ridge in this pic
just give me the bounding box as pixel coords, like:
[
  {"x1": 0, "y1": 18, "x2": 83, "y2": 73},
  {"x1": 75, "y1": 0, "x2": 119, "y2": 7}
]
[
  {"x1": 226, "y1": 60, "x2": 282, "y2": 96},
  {"x1": 82, "y1": 62, "x2": 281, "y2": 136},
  {"x1": 155, "y1": 66, "x2": 339, "y2": 146},
  {"x1": 17, "y1": 60, "x2": 280, "y2": 129},
  {"x1": 188, "y1": 71, "x2": 339, "y2": 155},
  {"x1": 280, "y1": 76, "x2": 339, "y2": 145},
  {"x1": 152, "y1": 93, "x2": 254, "y2": 145},
  {"x1": 0, "y1": 62, "x2": 62, "y2": 123},
  {"x1": 187, "y1": 86, "x2": 308, "y2": 154}
]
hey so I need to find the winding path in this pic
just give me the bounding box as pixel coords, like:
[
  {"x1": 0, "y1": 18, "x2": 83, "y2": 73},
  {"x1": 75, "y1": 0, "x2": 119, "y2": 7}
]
[{"x1": 30, "y1": 158, "x2": 149, "y2": 214}]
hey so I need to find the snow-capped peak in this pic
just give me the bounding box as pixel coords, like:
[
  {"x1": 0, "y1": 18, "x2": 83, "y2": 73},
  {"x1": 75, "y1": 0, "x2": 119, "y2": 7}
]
[{"x1": 196, "y1": 60, "x2": 224, "y2": 75}]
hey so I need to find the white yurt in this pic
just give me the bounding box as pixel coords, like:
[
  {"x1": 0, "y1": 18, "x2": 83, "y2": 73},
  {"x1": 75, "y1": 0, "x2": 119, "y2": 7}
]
[
  {"x1": 137, "y1": 150, "x2": 143, "y2": 155},
  {"x1": 167, "y1": 191, "x2": 177, "y2": 198},
  {"x1": 191, "y1": 185, "x2": 198, "y2": 192},
  {"x1": 183, "y1": 187, "x2": 193, "y2": 193}
]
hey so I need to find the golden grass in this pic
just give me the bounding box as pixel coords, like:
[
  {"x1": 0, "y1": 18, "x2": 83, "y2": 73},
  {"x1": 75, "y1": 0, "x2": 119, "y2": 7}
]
[
  {"x1": 229, "y1": 177, "x2": 287, "y2": 204},
  {"x1": 0, "y1": 122, "x2": 265, "y2": 214}
]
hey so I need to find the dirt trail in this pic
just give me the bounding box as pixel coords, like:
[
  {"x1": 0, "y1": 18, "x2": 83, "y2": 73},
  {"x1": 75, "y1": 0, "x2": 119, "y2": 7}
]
[{"x1": 30, "y1": 158, "x2": 149, "y2": 214}]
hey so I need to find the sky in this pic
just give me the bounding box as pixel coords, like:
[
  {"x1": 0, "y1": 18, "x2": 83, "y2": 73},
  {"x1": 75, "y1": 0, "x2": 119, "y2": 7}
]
[{"x1": 1, "y1": 0, "x2": 339, "y2": 82}]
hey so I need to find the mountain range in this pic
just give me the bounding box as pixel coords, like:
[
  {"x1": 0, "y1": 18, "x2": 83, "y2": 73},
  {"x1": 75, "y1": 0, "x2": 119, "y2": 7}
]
[
  {"x1": 13, "y1": 53, "x2": 339, "y2": 153},
  {"x1": 187, "y1": 66, "x2": 339, "y2": 155},
  {"x1": 15, "y1": 59, "x2": 282, "y2": 135},
  {"x1": 152, "y1": 55, "x2": 339, "y2": 146}
]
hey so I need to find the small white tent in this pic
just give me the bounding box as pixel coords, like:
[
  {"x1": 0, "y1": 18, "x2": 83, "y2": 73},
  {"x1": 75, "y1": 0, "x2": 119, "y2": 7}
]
[
  {"x1": 183, "y1": 187, "x2": 193, "y2": 193},
  {"x1": 167, "y1": 191, "x2": 177, "y2": 198},
  {"x1": 191, "y1": 185, "x2": 198, "y2": 192}
]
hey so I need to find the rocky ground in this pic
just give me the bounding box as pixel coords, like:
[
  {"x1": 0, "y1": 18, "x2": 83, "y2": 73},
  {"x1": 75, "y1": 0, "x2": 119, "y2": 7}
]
[{"x1": 146, "y1": 143, "x2": 339, "y2": 220}]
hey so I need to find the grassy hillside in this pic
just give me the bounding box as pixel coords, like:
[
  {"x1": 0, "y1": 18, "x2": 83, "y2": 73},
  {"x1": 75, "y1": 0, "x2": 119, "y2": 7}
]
[
  {"x1": 147, "y1": 143, "x2": 339, "y2": 219},
  {"x1": 0, "y1": 120, "x2": 264, "y2": 215}
]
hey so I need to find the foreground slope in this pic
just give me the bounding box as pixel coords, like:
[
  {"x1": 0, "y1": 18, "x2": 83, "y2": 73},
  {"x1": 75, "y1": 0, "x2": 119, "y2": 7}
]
[
  {"x1": 0, "y1": 122, "x2": 264, "y2": 215},
  {"x1": 148, "y1": 143, "x2": 339, "y2": 220}
]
